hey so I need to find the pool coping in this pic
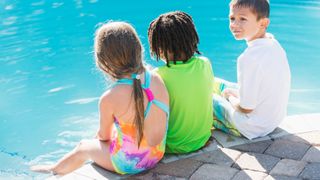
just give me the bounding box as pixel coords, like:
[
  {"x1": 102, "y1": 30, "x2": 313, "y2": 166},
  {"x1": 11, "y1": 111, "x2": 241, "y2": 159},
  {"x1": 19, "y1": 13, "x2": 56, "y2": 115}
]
[{"x1": 47, "y1": 113, "x2": 320, "y2": 180}]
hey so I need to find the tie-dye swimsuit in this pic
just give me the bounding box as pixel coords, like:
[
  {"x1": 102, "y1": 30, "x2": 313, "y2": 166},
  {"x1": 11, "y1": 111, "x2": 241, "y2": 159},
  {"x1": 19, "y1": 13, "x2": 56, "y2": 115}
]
[{"x1": 109, "y1": 70, "x2": 169, "y2": 174}]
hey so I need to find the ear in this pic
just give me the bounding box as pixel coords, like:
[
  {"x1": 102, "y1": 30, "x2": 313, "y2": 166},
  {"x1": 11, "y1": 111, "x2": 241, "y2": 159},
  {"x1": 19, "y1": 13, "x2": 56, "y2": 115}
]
[{"x1": 260, "y1": 18, "x2": 270, "y2": 29}]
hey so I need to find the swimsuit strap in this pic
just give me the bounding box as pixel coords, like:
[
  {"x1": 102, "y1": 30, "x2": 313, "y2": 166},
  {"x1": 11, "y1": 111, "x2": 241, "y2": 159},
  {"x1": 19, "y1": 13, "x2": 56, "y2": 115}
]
[{"x1": 113, "y1": 70, "x2": 169, "y2": 118}]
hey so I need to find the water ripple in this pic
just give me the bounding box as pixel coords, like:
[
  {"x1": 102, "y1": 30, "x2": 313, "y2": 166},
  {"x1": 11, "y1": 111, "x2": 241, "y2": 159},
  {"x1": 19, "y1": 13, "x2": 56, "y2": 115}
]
[
  {"x1": 52, "y1": 2, "x2": 64, "y2": 8},
  {"x1": 48, "y1": 85, "x2": 74, "y2": 93},
  {"x1": 4, "y1": 5, "x2": 14, "y2": 10},
  {"x1": 65, "y1": 97, "x2": 99, "y2": 105},
  {"x1": 2, "y1": 16, "x2": 18, "y2": 26},
  {"x1": 31, "y1": 1, "x2": 45, "y2": 6},
  {"x1": 0, "y1": 27, "x2": 18, "y2": 36}
]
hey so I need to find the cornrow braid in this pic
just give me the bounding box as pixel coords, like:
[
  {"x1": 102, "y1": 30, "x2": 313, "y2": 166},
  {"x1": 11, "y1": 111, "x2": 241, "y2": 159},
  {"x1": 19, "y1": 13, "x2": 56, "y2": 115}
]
[{"x1": 148, "y1": 11, "x2": 200, "y2": 67}]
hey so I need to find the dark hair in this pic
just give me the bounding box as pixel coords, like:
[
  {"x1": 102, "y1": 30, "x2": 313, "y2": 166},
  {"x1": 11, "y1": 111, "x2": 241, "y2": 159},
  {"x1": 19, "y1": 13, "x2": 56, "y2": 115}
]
[
  {"x1": 230, "y1": 0, "x2": 270, "y2": 20},
  {"x1": 148, "y1": 11, "x2": 200, "y2": 66},
  {"x1": 94, "y1": 22, "x2": 145, "y2": 147}
]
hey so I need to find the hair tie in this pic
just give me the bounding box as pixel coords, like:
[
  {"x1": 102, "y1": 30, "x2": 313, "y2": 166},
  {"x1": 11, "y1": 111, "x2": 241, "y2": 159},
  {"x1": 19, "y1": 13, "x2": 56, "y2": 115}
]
[{"x1": 131, "y1": 73, "x2": 141, "y2": 80}]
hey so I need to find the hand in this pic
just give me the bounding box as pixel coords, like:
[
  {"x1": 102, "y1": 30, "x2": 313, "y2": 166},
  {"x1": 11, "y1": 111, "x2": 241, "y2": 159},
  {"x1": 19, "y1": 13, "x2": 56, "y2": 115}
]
[{"x1": 221, "y1": 88, "x2": 239, "y2": 99}]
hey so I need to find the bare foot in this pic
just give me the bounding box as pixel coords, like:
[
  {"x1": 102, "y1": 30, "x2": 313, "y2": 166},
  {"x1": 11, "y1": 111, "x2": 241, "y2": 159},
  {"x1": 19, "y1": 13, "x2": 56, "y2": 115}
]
[{"x1": 30, "y1": 165, "x2": 55, "y2": 174}]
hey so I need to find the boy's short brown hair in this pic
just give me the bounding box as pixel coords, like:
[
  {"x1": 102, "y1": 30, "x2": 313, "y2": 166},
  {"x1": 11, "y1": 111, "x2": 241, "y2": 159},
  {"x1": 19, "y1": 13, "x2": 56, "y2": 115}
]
[{"x1": 230, "y1": 0, "x2": 270, "y2": 20}]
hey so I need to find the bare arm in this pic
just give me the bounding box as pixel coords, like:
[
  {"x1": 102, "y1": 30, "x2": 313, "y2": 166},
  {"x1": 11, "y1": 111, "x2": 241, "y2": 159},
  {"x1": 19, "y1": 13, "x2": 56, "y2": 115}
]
[
  {"x1": 228, "y1": 95, "x2": 253, "y2": 114},
  {"x1": 96, "y1": 93, "x2": 114, "y2": 141},
  {"x1": 222, "y1": 88, "x2": 253, "y2": 114}
]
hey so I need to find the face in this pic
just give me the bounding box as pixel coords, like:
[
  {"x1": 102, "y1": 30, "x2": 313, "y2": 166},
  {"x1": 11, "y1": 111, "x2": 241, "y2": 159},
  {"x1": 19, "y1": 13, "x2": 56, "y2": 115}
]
[{"x1": 229, "y1": 6, "x2": 268, "y2": 42}]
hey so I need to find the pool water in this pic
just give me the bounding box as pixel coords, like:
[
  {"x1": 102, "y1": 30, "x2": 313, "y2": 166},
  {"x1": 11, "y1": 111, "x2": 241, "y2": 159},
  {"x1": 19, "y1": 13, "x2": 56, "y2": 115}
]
[{"x1": 1, "y1": 0, "x2": 319, "y2": 178}]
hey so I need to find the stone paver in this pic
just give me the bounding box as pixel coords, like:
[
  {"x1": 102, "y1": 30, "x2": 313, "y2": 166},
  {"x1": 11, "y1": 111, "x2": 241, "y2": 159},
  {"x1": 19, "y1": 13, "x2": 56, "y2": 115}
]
[
  {"x1": 269, "y1": 159, "x2": 307, "y2": 177},
  {"x1": 131, "y1": 172, "x2": 186, "y2": 180},
  {"x1": 268, "y1": 127, "x2": 291, "y2": 139},
  {"x1": 48, "y1": 173, "x2": 93, "y2": 180},
  {"x1": 151, "y1": 158, "x2": 202, "y2": 178},
  {"x1": 78, "y1": 163, "x2": 124, "y2": 179},
  {"x1": 231, "y1": 170, "x2": 268, "y2": 180},
  {"x1": 264, "y1": 139, "x2": 310, "y2": 160},
  {"x1": 212, "y1": 130, "x2": 270, "y2": 148},
  {"x1": 299, "y1": 162, "x2": 320, "y2": 180},
  {"x1": 302, "y1": 146, "x2": 320, "y2": 163},
  {"x1": 177, "y1": 149, "x2": 204, "y2": 160},
  {"x1": 264, "y1": 175, "x2": 302, "y2": 180},
  {"x1": 201, "y1": 139, "x2": 220, "y2": 152},
  {"x1": 233, "y1": 152, "x2": 280, "y2": 173},
  {"x1": 231, "y1": 140, "x2": 272, "y2": 153},
  {"x1": 190, "y1": 164, "x2": 238, "y2": 180},
  {"x1": 191, "y1": 148, "x2": 242, "y2": 167},
  {"x1": 278, "y1": 115, "x2": 319, "y2": 135},
  {"x1": 161, "y1": 154, "x2": 180, "y2": 164},
  {"x1": 281, "y1": 131, "x2": 320, "y2": 145}
]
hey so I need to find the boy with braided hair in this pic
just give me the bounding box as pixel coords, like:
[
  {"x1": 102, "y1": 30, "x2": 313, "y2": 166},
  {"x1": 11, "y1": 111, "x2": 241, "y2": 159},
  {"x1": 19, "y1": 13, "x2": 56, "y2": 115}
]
[{"x1": 148, "y1": 11, "x2": 214, "y2": 153}]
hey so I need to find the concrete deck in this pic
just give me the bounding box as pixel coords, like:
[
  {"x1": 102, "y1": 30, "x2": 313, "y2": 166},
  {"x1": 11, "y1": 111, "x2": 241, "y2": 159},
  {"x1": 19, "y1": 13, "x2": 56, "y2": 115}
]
[{"x1": 47, "y1": 113, "x2": 320, "y2": 180}]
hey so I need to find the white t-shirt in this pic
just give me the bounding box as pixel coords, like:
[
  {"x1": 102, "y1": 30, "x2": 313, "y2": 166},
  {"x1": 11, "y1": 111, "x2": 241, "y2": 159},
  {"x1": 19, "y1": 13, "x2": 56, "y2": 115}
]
[{"x1": 231, "y1": 33, "x2": 291, "y2": 140}]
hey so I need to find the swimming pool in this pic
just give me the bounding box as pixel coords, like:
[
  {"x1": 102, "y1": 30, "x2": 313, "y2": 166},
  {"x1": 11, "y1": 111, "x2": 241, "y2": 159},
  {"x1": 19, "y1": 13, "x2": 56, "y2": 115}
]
[{"x1": 1, "y1": 0, "x2": 319, "y2": 178}]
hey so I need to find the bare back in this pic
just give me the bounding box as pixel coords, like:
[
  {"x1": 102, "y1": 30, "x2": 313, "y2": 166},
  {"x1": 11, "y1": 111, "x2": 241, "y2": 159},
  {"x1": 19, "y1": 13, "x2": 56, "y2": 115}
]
[{"x1": 107, "y1": 71, "x2": 169, "y2": 146}]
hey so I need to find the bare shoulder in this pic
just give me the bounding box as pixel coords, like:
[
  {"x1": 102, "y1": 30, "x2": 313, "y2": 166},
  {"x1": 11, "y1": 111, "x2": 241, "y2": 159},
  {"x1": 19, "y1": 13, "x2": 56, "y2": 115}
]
[
  {"x1": 100, "y1": 86, "x2": 131, "y2": 108},
  {"x1": 150, "y1": 71, "x2": 169, "y2": 103},
  {"x1": 151, "y1": 71, "x2": 165, "y2": 84},
  {"x1": 99, "y1": 89, "x2": 113, "y2": 108}
]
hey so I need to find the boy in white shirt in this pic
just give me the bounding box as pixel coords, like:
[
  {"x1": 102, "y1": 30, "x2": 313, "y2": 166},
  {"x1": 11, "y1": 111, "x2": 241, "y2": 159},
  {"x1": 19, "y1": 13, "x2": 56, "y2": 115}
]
[{"x1": 212, "y1": 0, "x2": 291, "y2": 139}]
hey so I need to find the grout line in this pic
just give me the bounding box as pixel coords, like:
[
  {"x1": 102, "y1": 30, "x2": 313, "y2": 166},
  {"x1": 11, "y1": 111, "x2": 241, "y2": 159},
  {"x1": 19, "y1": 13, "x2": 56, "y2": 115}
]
[{"x1": 187, "y1": 162, "x2": 204, "y2": 179}]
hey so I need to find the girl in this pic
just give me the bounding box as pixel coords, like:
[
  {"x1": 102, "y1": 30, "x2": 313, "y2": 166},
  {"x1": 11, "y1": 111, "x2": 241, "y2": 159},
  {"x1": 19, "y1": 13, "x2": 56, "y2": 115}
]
[{"x1": 31, "y1": 22, "x2": 169, "y2": 175}]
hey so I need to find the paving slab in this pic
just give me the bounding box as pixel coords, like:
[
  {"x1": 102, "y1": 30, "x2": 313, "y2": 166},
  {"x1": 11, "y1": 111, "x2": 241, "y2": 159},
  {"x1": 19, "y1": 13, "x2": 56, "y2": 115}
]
[
  {"x1": 231, "y1": 140, "x2": 273, "y2": 153},
  {"x1": 280, "y1": 131, "x2": 320, "y2": 145},
  {"x1": 264, "y1": 175, "x2": 302, "y2": 180},
  {"x1": 302, "y1": 146, "x2": 320, "y2": 163},
  {"x1": 160, "y1": 154, "x2": 180, "y2": 164},
  {"x1": 201, "y1": 139, "x2": 220, "y2": 152},
  {"x1": 48, "y1": 163, "x2": 123, "y2": 180},
  {"x1": 231, "y1": 170, "x2": 268, "y2": 180},
  {"x1": 299, "y1": 162, "x2": 320, "y2": 179},
  {"x1": 278, "y1": 114, "x2": 320, "y2": 135},
  {"x1": 191, "y1": 148, "x2": 242, "y2": 167},
  {"x1": 47, "y1": 173, "x2": 93, "y2": 180},
  {"x1": 269, "y1": 159, "x2": 307, "y2": 177},
  {"x1": 264, "y1": 139, "x2": 310, "y2": 160},
  {"x1": 190, "y1": 164, "x2": 238, "y2": 180},
  {"x1": 212, "y1": 130, "x2": 270, "y2": 148},
  {"x1": 130, "y1": 172, "x2": 186, "y2": 180},
  {"x1": 151, "y1": 158, "x2": 202, "y2": 178},
  {"x1": 268, "y1": 127, "x2": 291, "y2": 140},
  {"x1": 177, "y1": 149, "x2": 204, "y2": 160},
  {"x1": 233, "y1": 152, "x2": 280, "y2": 173},
  {"x1": 77, "y1": 163, "x2": 124, "y2": 179}
]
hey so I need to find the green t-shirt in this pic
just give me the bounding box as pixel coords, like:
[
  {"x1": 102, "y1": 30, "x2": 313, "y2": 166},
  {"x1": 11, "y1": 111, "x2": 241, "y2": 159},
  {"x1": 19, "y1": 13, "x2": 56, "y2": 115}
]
[{"x1": 155, "y1": 56, "x2": 214, "y2": 153}]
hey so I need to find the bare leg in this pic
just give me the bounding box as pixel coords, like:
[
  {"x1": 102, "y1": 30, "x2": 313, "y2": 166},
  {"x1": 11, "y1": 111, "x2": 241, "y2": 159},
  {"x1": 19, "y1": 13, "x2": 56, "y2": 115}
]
[{"x1": 31, "y1": 139, "x2": 114, "y2": 175}]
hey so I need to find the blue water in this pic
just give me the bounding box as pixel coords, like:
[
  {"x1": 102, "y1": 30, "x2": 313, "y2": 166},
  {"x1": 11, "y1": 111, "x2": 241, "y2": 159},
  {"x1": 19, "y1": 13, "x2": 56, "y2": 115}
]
[{"x1": 1, "y1": 0, "x2": 319, "y2": 178}]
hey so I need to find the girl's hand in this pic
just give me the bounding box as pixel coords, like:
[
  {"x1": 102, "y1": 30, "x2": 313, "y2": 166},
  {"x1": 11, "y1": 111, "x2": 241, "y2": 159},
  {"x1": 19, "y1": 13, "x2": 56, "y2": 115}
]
[{"x1": 95, "y1": 131, "x2": 108, "y2": 141}]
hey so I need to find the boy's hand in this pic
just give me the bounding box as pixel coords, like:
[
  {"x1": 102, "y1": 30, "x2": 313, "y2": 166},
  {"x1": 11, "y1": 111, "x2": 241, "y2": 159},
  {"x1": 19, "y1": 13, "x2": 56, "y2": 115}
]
[
  {"x1": 228, "y1": 96, "x2": 253, "y2": 114},
  {"x1": 222, "y1": 88, "x2": 239, "y2": 99},
  {"x1": 222, "y1": 89, "x2": 253, "y2": 114}
]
